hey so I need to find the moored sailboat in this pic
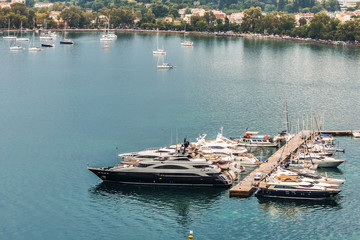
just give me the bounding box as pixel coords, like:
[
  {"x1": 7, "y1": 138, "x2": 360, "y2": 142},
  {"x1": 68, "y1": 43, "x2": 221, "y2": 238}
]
[
  {"x1": 60, "y1": 23, "x2": 74, "y2": 44},
  {"x1": 28, "y1": 31, "x2": 41, "y2": 51},
  {"x1": 3, "y1": 19, "x2": 16, "y2": 40}
]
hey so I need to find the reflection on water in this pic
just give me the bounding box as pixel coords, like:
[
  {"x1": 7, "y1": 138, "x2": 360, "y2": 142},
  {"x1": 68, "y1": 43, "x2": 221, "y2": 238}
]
[
  {"x1": 89, "y1": 182, "x2": 226, "y2": 226},
  {"x1": 257, "y1": 196, "x2": 342, "y2": 219}
]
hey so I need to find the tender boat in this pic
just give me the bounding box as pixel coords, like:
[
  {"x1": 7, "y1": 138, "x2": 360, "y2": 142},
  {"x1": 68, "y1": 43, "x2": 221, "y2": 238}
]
[
  {"x1": 88, "y1": 156, "x2": 234, "y2": 187},
  {"x1": 181, "y1": 40, "x2": 193, "y2": 46},
  {"x1": 157, "y1": 62, "x2": 174, "y2": 69}
]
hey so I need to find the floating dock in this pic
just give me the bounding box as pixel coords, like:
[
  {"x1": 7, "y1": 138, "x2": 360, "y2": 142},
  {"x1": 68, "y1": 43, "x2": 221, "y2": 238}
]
[
  {"x1": 229, "y1": 131, "x2": 311, "y2": 197},
  {"x1": 320, "y1": 130, "x2": 354, "y2": 136}
]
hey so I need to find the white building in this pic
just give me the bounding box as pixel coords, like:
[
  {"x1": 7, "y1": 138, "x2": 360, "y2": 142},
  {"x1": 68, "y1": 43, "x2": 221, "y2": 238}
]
[
  {"x1": 34, "y1": 3, "x2": 54, "y2": 8},
  {"x1": 338, "y1": 0, "x2": 360, "y2": 8}
]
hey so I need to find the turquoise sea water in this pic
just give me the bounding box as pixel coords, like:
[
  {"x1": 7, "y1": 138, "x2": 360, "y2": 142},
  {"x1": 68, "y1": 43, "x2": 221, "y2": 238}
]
[{"x1": 1, "y1": 32, "x2": 360, "y2": 239}]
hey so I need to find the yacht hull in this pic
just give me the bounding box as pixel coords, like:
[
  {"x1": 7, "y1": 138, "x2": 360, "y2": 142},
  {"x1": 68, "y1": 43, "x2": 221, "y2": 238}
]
[
  {"x1": 88, "y1": 168, "x2": 231, "y2": 187},
  {"x1": 60, "y1": 40, "x2": 74, "y2": 44},
  {"x1": 255, "y1": 187, "x2": 341, "y2": 200},
  {"x1": 313, "y1": 159, "x2": 345, "y2": 168}
]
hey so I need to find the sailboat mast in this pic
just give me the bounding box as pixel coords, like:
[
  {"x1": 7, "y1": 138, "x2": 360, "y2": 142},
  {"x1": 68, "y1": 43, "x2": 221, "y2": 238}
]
[{"x1": 284, "y1": 95, "x2": 289, "y2": 132}]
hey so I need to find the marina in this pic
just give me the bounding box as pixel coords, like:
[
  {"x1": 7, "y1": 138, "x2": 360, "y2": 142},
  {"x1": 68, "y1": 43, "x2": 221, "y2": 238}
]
[{"x1": 1, "y1": 32, "x2": 360, "y2": 240}]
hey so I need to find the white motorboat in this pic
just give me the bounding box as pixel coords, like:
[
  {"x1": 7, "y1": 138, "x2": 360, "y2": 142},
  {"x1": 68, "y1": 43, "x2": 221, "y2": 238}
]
[
  {"x1": 102, "y1": 32, "x2": 117, "y2": 39},
  {"x1": 191, "y1": 131, "x2": 248, "y2": 158},
  {"x1": 100, "y1": 36, "x2": 114, "y2": 41},
  {"x1": 156, "y1": 54, "x2": 173, "y2": 69},
  {"x1": 181, "y1": 40, "x2": 193, "y2": 46},
  {"x1": 28, "y1": 47, "x2": 42, "y2": 51},
  {"x1": 294, "y1": 152, "x2": 345, "y2": 168},
  {"x1": 353, "y1": 130, "x2": 360, "y2": 138},
  {"x1": 232, "y1": 131, "x2": 278, "y2": 147},
  {"x1": 269, "y1": 169, "x2": 341, "y2": 189},
  {"x1": 157, "y1": 62, "x2": 174, "y2": 69}
]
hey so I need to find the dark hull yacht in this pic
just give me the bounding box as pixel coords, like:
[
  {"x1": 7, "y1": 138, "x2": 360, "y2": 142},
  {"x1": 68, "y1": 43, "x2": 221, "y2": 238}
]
[{"x1": 88, "y1": 157, "x2": 234, "y2": 187}]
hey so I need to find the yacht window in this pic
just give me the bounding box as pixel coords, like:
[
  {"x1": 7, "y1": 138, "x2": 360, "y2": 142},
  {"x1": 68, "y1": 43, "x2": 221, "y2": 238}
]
[
  {"x1": 138, "y1": 164, "x2": 154, "y2": 167},
  {"x1": 210, "y1": 146, "x2": 225, "y2": 149},
  {"x1": 274, "y1": 185, "x2": 296, "y2": 189},
  {"x1": 173, "y1": 158, "x2": 190, "y2": 161},
  {"x1": 193, "y1": 165, "x2": 210, "y2": 168},
  {"x1": 154, "y1": 165, "x2": 189, "y2": 169},
  {"x1": 138, "y1": 155, "x2": 157, "y2": 158}
]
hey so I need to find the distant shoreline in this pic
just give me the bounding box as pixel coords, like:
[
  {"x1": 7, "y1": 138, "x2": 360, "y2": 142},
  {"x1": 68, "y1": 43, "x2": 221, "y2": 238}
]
[{"x1": 1, "y1": 28, "x2": 358, "y2": 48}]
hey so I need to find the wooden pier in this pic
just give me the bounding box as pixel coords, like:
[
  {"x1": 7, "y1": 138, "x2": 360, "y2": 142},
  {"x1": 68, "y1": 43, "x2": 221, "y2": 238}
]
[{"x1": 229, "y1": 131, "x2": 311, "y2": 197}]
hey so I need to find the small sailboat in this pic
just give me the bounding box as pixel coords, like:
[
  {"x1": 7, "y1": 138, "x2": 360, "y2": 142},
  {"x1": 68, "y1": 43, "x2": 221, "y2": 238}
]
[
  {"x1": 3, "y1": 19, "x2": 16, "y2": 40},
  {"x1": 157, "y1": 54, "x2": 174, "y2": 69},
  {"x1": 180, "y1": 24, "x2": 193, "y2": 46},
  {"x1": 41, "y1": 42, "x2": 55, "y2": 47},
  {"x1": 28, "y1": 31, "x2": 41, "y2": 51},
  {"x1": 10, "y1": 38, "x2": 24, "y2": 50},
  {"x1": 153, "y1": 29, "x2": 166, "y2": 55},
  {"x1": 60, "y1": 23, "x2": 74, "y2": 44},
  {"x1": 40, "y1": 21, "x2": 55, "y2": 40},
  {"x1": 16, "y1": 22, "x2": 29, "y2": 41},
  {"x1": 100, "y1": 17, "x2": 116, "y2": 41}
]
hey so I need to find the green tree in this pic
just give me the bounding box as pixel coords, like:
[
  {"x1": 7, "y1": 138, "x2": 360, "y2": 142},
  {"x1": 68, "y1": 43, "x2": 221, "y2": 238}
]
[
  {"x1": 60, "y1": 6, "x2": 85, "y2": 28},
  {"x1": 308, "y1": 12, "x2": 331, "y2": 38},
  {"x1": 151, "y1": 4, "x2": 169, "y2": 18},
  {"x1": 142, "y1": 9, "x2": 156, "y2": 24},
  {"x1": 241, "y1": 7, "x2": 263, "y2": 33}
]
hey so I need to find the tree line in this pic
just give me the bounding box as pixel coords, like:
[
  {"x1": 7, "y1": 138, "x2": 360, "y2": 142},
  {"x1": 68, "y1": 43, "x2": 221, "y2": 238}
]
[{"x1": 1, "y1": 4, "x2": 360, "y2": 42}]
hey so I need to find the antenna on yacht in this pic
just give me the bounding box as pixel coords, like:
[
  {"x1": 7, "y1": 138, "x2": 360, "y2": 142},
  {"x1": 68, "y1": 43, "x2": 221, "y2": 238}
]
[{"x1": 116, "y1": 147, "x2": 118, "y2": 165}]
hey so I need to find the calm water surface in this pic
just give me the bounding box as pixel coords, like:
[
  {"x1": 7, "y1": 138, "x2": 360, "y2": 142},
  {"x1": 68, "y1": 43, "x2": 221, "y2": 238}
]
[{"x1": 1, "y1": 32, "x2": 360, "y2": 239}]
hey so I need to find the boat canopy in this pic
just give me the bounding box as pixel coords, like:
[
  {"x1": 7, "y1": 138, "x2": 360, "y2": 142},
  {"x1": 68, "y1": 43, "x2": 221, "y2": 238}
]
[
  {"x1": 246, "y1": 131, "x2": 259, "y2": 135},
  {"x1": 320, "y1": 134, "x2": 332, "y2": 137}
]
